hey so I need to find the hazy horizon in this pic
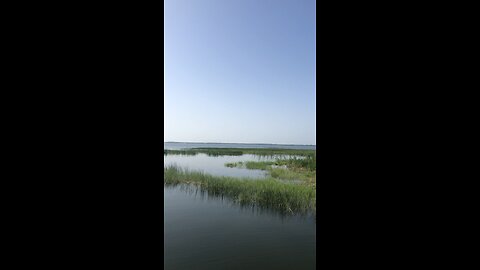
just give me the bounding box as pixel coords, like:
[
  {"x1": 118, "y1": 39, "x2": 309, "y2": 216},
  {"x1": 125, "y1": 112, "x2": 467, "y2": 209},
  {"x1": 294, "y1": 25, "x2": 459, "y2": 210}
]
[
  {"x1": 164, "y1": 140, "x2": 316, "y2": 146},
  {"x1": 164, "y1": 0, "x2": 316, "y2": 145}
]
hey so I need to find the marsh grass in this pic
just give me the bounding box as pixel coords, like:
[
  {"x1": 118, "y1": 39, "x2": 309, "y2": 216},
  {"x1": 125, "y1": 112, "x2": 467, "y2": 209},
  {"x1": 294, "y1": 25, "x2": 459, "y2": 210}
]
[
  {"x1": 223, "y1": 156, "x2": 316, "y2": 187},
  {"x1": 269, "y1": 167, "x2": 302, "y2": 179},
  {"x1": 225, "y1": 161, "x2": 243, "y2": 168},
  {"x1": 164, "y1": 149, "x2": 243, "y2": 156},
  {"x1": 226, "y1": 161, "x2": 276, "y2": 170},
  {"x1": 165, "y1": 148, "x2": 315, "y2": 157},
  {"x1": 245, "y1": 161, "x2": 275, "y2": 170},
  {"x1": 163, "y1": 150, "x2": 197, "y2": 156},
  {"x1": 164, "y1": 165, "x2": 316, "y2": 215}
]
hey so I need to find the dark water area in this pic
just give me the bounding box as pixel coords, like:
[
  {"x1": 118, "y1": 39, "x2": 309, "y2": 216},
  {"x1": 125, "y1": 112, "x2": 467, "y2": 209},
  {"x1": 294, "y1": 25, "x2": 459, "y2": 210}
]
[
  {"x1": 164, "y1": 142, "x2": 316, "y2": 150},
  {"x1": 164, "y1": 186, "x2": 316, "y2": 270}
]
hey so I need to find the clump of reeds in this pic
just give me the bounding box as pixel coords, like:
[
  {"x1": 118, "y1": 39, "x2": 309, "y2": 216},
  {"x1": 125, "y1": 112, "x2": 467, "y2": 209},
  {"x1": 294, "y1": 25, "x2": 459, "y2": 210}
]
[
  {"x1": 164, "y1": 165, "x2": 316, "y2": 215},
  {"x1": 225, "y1": 161, "x2": 244, "y2": 168},
  {"x1": 275, "y1": 155, "x2": 316, "y2": 171},
  {"x1": 245, "y1": 161, "x2": 275, "y2": 170}
]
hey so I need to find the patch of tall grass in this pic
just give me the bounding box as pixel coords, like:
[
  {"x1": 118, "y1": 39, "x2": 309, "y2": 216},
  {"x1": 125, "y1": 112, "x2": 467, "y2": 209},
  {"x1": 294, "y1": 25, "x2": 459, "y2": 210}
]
[
  {"x1": 164, "y1": 149, "x2": 243, "y2": 156},
  {"x1": 223, "y1": 156, "x2": 316, "y2": 187},
  {"x1": 164, "y1": 149, "x2": 197, "y2": 156},
  {"x1": 275, "y1": 155, "x2": 316, "y2": 171},
  {"x1": 269, "y1": 167, "x2": 302, "y2": 180},
  {"x1": 224, "y1": 161, "x2": 276, "y2": 170},
  {"x1": 164, "y1": 165, "x2": 316, "y2": 215},
  {"x1": 165, "y1": 148, "x2": 315, "y2": 157}
]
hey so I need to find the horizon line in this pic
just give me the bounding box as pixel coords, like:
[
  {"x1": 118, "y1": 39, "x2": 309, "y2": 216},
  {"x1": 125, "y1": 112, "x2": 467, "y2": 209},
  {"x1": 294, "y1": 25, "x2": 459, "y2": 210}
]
[{"x1": 164, "y1": 141, "x2": 316, "y2": 146}]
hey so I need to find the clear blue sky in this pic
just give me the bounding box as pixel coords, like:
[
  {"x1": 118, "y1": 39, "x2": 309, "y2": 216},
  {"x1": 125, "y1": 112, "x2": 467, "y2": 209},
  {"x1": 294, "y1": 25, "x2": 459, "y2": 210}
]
[{"x1": 164, "y1": 0, "x2": 316, "y2": 145}]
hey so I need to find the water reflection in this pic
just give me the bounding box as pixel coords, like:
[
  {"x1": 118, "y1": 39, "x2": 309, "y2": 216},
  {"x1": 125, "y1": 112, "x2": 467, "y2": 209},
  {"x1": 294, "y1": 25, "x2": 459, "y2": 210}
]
[
  {"x1": 164, "y1": 153, "x2": 306, "y2": 179},
  {"x1": 164, "y1": 186, "x2": 316, "y2": 270},
  {"x1": 170, "y1": 183, "x2": 316, "y2": 220}
]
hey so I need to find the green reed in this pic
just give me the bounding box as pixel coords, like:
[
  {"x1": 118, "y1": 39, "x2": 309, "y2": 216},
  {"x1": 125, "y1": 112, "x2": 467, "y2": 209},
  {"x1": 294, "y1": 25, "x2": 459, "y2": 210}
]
[
  {"x1": 164, "y1": 148, "x2": 315, "y2": 157},
  {"x1": 164, "y1": 165, "x2": 316, "y2": 215}
]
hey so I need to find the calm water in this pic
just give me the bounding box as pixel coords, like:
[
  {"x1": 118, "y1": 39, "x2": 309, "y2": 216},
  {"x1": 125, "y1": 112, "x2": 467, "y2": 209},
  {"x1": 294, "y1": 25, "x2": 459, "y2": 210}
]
[
  {"x1": 164, "y1": 153, "x2": 276, "y2": 178},
  {"x1": 164, "y1": 143, "x2": 316, "y2": 269},
  {"x1": 164, "y1": 142, "x2": 316, "y2": 150},
  {"x1": 165, "y1": 186, "x2": 316, "y2": 270}
]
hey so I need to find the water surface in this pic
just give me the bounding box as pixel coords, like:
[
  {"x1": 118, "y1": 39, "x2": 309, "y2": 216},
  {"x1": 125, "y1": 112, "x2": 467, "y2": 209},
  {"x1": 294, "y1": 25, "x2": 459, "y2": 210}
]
[
  {"x1": 164, "y1": 153, "x2": 277, "y2": 178},
  {"x1": 164, "y1": 142, "x2": 316, "y2": 150},
  {"x1": 164, "y1": 186, "x2": 316, "y2": 270}
]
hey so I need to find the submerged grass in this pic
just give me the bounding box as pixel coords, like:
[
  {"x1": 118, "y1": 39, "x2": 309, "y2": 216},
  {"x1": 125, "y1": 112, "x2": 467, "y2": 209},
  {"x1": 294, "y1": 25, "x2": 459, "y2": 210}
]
[{"x1": 164, "y1": 165, "x2": 316, "y2": 215}]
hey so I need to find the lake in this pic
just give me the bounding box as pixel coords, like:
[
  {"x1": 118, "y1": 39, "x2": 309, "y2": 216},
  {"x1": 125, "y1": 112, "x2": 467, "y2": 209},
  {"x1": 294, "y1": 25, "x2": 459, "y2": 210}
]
[
  {"x1": 164, "y1": 142, "x2": 316, "y2": 150},
  {"x1": 164, "y1": 142, "x2": 316, "y2": 269}
]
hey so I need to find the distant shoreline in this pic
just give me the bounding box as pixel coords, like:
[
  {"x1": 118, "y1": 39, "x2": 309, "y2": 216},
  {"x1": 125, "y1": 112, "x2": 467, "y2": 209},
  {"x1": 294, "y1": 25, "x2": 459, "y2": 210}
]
[{"x1": 164, "y1": 141, "x2": 316, "y2": 147}]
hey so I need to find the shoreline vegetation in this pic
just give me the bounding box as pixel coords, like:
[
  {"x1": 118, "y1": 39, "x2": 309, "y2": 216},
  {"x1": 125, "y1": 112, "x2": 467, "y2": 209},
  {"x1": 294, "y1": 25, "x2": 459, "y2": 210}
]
[
  {"x1": 164, "y1": 165, "x2": 316, "y2": 215},
  {"x1": 163, "y1": 148, "x2": 316, "y2": 215},
  {"x1": 225, "y1": 156, "x2": 316, "y2": 187},
  {"x1": 164, "y1": 148, "x2": 315, "y2": 157}
]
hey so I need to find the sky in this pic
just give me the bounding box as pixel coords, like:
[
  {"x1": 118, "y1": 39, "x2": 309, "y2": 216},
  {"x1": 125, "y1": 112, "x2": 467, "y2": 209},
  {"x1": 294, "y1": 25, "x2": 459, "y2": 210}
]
[{"x1": 164, "y1": 0, "x2": 316, "y2": 145}]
